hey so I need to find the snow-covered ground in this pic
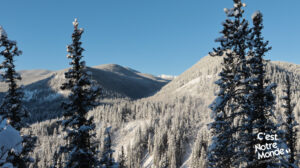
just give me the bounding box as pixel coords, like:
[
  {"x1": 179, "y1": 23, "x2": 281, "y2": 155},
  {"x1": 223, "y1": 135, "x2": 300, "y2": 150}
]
[{"x1": 0, "y1": 117, "x2": 23, "y2": 167}]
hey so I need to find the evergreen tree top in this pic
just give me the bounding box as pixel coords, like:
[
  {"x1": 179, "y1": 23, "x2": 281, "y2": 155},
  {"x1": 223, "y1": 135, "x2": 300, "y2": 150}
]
[
  {"x1": 0, "y1": 26, "x2": 7, "y2": 39},
  {"x1": 73, "y1": 18, "x2": 79, "y2": 29},
  {"x1": 72, "y1": 18, "x2": 84, "y2": 32},
  {"x1": 252, "y1": 11, "x2": 263, "y2": 24},
  {"x1": 223, "y1": 0, "x2": 246, "y2": 18},
  {"x1": 0, "y1": 26, "x2": 19, "y2": 47}
]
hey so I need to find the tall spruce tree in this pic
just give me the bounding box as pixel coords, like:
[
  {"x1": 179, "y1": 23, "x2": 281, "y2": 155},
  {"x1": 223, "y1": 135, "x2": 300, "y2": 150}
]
[
  {"x1": 0, "y1": 26, "x2": 36, "y2": 168},
  {"x1": 282, "y1": 75, "x2": 298, "y2": 167},
  {"x1": 58, "y1": 18, "x2": 101, "y2": 168},
  {"x1": 245, "y1": 11, "x2": 278, "y2": 167},
  {"x1": 207, "y1": 0, "x2": 250, "y2": 167}
]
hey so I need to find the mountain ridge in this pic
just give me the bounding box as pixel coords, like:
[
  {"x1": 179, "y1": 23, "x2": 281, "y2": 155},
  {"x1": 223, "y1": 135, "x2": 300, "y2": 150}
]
[{"x1": 0, "y1": 63, "x2": 170, "y2": 123}]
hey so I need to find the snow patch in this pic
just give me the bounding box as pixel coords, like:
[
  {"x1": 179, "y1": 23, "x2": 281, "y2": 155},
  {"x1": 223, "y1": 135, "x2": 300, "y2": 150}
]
[
  {"x1": 175, "y1": 75, "x2": 217, "y2": 93},
  {"x1": 0, "y1": 117, "x2": 23, "y2": 165},
  {"x1": 141, "y1": 152, "x2": 153, "y2": 168}
]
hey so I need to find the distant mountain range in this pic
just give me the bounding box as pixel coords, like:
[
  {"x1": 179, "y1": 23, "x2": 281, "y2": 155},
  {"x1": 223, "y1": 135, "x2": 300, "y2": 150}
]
[
  {"x1": 15, "y1": 64, "x2": 169, "y2": 99},
  {"x1": 0, "y1": 64, "x2": 170, "y2": 123}
]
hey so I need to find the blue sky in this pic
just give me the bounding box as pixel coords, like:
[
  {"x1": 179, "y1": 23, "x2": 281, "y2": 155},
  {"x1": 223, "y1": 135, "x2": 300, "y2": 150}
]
[{"x1": 0, "y1": 0, "x2": 299, "y2": 76}]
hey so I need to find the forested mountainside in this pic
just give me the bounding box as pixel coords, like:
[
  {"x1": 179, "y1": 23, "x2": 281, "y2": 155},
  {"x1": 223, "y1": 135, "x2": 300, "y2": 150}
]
[
  {"x1": 22, "y1": 56, "x2": 300, "y2": 168},
  {"x1": 0, "y1": 64, "x2": 169, "y2": 123}
]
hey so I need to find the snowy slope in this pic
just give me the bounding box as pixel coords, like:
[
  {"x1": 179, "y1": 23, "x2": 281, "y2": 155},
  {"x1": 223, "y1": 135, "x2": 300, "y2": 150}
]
[
  {"x1": 153, "y1": 56, "x2": 222, "y2": 100},
  {"x1": 0, "y1": 117, "x2": 23, "y2": 166},
  {"x1": 12, "y1": 56, "x2": 300, "y2": 168},
  {"x1": 0, "y1": 64, "x2": 170, "y2": 123},
  {"x1": 0, "y1": 64, "x2": 169, "y2": 99},
  {"x1": 153, "y1": 55, "x2": 300, "y2": 110},
  {"x1": 142, "y1": 55, "x2": 300, "y2": 167}
]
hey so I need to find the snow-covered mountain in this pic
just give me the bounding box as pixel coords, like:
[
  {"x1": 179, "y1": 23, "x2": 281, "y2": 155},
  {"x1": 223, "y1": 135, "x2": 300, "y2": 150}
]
[
  {"x1": 0, "y1": 64, "x2": 170, "y2": 123},
  {"x1": 155, "y1": 55, "x2": 300, "y2": 99},
  {"x1": 12, "y1": 64, "x2": 170, "y2": 99},
  {"x1": 114, "y1": 56, "x2": 300, "y2": 168},
  {"x1": 8, "y1": 56, "x2": 300, "y2": 168},
  {"x1": 152, "y1": 55, "x2": 300, "y2": 122},
  {"x1": 1, "y1": 64, "x2": 169, "y2": 97},
  {"x1": 88, "y1": 64, "x2": 169, "y2": 99}
]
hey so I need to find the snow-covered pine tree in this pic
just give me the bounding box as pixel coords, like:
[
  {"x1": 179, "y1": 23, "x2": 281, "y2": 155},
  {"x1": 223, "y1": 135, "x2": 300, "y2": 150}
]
[
  {"x1": 153, "y1": 126, "x2": 167, "y2": 167},
  {"x1": 33, "y1": 153, "x2": 40, "y2": 168},
  {"x1": 245, "y1": 11, "x2": 278, "y2": 167},
  {"x1": 118, "y1": 146, "x2": 126, "y2": 168},
  {"x1": 51, "y1": 151, "x2": 59, "y2": 168},
  {"x1": 282, "y1": 75, "x2": 298, "y2": 167},
  {"x1": 167, "y1": 133, "x2": 178, "y2": 168},
  {"x1": 207, "y1": 0, "x2": 250, "y2": 167},
  {"x1": 190, "y1": 133, "x2": 207, "y2": 168},
  {"x1": 100, "y1": 127, "x2": 117, "y2": 168},
  {"x1": 0, "y1": 26, "x2": 26, "y2": 131},
  {"x1": 0, "y1": 26, "x2": 36, "y2": 167},
  {"x1": 58, "y1": 18, "x2": 101, "y2": 168},
  {"x1": 125, "y1": 143, "x2": 134, "y2": 168}
]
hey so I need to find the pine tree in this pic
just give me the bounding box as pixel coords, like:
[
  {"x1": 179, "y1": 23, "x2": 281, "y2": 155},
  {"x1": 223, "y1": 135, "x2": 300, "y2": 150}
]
[
  {"x1": 126, "y1": 143, "x2": 133, "y2": 168},
  {"x1": 245, "y1": 11, "x2": 278, "y2": 167},
  {"x1": 100, "y1": 127, "x2": 117, "y2": 168},
  {"x1": 191, "y1": 133, "x2": 207, "y2": 168},
  {"x1": 33, "y1": 153, "x2": 40, "y2": 168},
  {"x1": 207, "y1": 0, "x2": 250, "y2": 167},
  {"x1": 153, "y1": 126, "x2": 167, "y2": 167},
  {"x1": 52, "y1": 151, "x2": 62, "y2": 168},
  {"x1": 0, "y1": 26, "x2": 26, "y2": 131},
  {"x1": 282, "y1": 75, "x2": 298, "y2": 167},
  {"x1": 58, "y1": 18, "x2": 101, "y2": 168},
  {"x1": 0, "y1": 26, "x2": 36, "y2": 167},
  {"x1": 118, "y1": 146, "x2": 126, "y2": 168}
]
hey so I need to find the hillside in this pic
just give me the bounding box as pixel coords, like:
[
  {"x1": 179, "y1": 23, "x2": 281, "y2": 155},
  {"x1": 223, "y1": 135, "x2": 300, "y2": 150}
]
[
  {"x1": 22, "y1": 56, "x2": 300, "y2": 168},
  {"x1": 0, "y1": 64, "x2": 169, "y2": 123}
]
